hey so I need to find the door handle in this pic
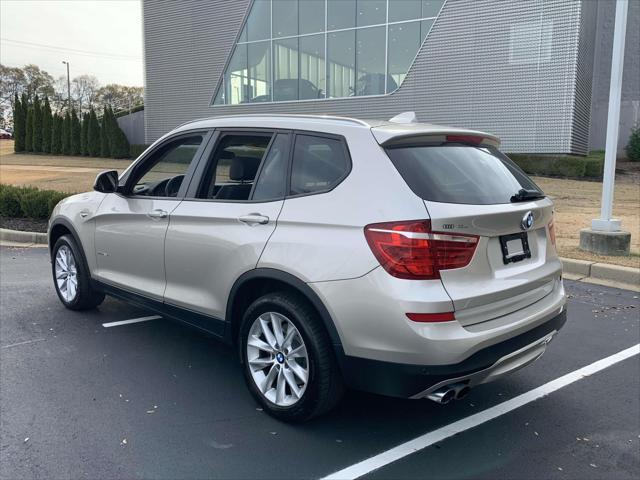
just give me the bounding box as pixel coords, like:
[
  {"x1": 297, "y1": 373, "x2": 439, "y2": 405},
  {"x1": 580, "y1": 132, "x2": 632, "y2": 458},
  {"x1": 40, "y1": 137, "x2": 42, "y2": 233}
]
[
  {"x1": 147, "y1": 209, "x2": 168, "y2": 219},
  {"x1": 238, "y1": 213, "x2": 269, "y2": 225}
]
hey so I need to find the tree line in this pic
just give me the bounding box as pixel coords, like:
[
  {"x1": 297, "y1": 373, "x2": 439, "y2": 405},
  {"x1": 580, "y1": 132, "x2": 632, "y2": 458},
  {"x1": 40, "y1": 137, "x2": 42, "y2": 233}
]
[
  {"x1": 1, "y1": 64, "x2": 143, "y2": 128},
  {"x1": 13, "y1": 94, "x2": 130, "y2": 158}
]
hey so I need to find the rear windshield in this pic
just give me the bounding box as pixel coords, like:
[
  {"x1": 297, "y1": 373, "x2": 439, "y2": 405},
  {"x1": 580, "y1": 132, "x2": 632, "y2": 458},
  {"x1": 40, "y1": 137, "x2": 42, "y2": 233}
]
[{"x1": 385, "y1": 144, "x2": 543, "y2": 205}]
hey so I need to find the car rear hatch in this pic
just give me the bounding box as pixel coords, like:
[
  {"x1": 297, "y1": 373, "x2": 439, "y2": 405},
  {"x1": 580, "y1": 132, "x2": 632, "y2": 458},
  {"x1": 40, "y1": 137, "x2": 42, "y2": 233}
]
[{"x1": 375, "y1": 126, "x2": 561, "y2": 327}]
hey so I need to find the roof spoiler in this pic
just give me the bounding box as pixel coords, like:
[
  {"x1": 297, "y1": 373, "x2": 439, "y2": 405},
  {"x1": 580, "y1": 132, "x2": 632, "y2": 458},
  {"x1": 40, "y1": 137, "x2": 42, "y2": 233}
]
[{"x1": 379, "y1": 133, "x2": 501, "y2": 148}]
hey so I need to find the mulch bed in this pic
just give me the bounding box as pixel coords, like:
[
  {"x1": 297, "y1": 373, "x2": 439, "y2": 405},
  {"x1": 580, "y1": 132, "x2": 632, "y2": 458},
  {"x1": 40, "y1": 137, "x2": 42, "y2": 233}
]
[{"x1": 0, "y1": 216, "x2": 48, "y2": 233}]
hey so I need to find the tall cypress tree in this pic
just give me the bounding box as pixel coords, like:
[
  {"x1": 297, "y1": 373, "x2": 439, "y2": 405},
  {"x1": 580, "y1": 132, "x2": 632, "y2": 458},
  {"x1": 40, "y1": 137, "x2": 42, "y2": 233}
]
[
  {"x1": 87, "y1": 108, "x2": 101, "y2": 157},
  {"x1": 32, "y1": 95, "x2": 42, "y2": 153},
  {"x1": 51, "y1": 114, "x2": 62, "y2": 155},
  {"x1": 19, "y1": 93, "x2": 29, "y2": 151},
  {"x1": 109, "y1": 109, "x2": 130, "y2": 159},
  {"x1": 13, "y1": 93, "x2": 24, "y2": 152},
  {"x1": 70, "y1": 108, "x2": 81, "y2": 155},
  {"x1": 25, "y1": 105, "x2": 34, "y2": 152},
  {"x1": 62, "y1": 110, "x2": 71, "y2": 155},
  {"x1": 100, "y1": 107, "x2": 111, "y2": 158},
  {"x1": 80, "y1": 112, "x2": 89, "y2": 155},
  {"x1": 41, "y1": 97, "x2": 53, "y2": 154}
]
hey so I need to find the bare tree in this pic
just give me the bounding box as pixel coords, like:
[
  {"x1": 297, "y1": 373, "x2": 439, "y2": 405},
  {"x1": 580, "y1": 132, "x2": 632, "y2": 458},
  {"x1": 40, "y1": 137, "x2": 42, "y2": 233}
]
[
  {"x1": 72, "y1": 74, "x2": 100, "y2": 113},
  {"x1": 51, "y1": 75, "x2": 70, "y2": 113},
  {"x1": 0, "y1": 65, "x2": 26, "y2": 110},
  {"x1": 21, "y1": 64, "x2": 55, "y2": 99}
]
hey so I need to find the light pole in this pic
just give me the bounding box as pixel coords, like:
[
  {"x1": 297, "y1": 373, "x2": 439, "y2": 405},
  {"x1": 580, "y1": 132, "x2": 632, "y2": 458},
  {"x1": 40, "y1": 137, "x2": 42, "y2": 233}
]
[
  {"x1": 62, "y1": 61, "x2": 71, "y2": 110},
  {"x1": 580, "y1": 0, "x2": 631, "y2": 256}
]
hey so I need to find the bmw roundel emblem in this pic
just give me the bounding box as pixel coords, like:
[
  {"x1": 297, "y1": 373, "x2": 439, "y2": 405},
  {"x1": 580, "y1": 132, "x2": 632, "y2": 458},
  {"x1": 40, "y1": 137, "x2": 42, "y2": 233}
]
[{"x1": 521, "y1": 211, "x2": 534, "y2": 231}]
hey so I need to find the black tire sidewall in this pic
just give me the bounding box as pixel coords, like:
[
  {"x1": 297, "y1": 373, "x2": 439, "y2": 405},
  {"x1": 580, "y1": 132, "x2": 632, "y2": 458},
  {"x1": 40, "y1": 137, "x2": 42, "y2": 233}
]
[
  {"x1": 51, "y1": 235, "x2": 96, "y2": 310},
  {"x1": 240, "y1": 293, "x2": 327, "y2": 421}
]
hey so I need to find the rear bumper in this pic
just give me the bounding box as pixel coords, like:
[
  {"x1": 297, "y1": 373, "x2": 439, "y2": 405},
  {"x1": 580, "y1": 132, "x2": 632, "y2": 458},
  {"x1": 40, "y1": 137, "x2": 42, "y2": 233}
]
[{"x1": 338, "y1": 308, "x2": 566, "y2": 398}]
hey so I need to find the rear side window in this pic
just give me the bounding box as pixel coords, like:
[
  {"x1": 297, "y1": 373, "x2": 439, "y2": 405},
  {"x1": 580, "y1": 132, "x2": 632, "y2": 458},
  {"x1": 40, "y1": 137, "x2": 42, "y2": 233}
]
[
  {"x1": 290, "y1": 134, "x2": 350, "y2": 195},
  {"x1": 385, "y1": 145, "x2": 542, "y2": 205}
]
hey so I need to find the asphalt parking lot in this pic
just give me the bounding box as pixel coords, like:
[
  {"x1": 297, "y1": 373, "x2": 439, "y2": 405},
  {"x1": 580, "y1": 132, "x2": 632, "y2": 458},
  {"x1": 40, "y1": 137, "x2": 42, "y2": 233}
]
[{"x1": 1, "y1": 246, "x2": 639, "y2": 480}]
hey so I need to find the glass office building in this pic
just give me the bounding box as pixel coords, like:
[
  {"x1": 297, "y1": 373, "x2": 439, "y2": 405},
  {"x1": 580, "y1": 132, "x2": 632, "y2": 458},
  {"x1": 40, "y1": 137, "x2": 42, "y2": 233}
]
[
  {"x1": 213, "y1": 0, "x2": 444, "y2": 105},
  {"x1": 143, "y1": 0, "x2": 639, "y2": 155}
]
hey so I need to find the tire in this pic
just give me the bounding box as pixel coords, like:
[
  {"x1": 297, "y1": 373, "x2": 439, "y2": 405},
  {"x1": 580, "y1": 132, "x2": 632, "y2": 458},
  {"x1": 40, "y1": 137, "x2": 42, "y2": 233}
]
[
  {"x1": 51, "y1": 234, "x2": 105, "y2": 310},
  {"x1": 240, "y1": 291, "x2": 344, "y2": 422}
]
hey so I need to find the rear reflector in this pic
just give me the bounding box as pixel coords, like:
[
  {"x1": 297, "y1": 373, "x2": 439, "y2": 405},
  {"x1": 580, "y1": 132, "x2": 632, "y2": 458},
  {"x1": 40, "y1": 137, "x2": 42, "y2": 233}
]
[
  {"x1": 548, "y1": 215, "x2": 557, "y2": 248},
  {"x1": 406, "y1": 312, "x2": 455, "y2": 322},
  {"x1": 364, "y1": 220, "x2": 478, "y2": 280}
]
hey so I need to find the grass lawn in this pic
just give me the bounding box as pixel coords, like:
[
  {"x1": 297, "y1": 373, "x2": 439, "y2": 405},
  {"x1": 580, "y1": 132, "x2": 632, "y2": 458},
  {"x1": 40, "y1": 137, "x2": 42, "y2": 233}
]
[
  {"x1": 0, "y1": 140, "x2": 133, "y2": 192},
  {"x1": 1, "y1": 140, "x2": 638, "y2": 267}
]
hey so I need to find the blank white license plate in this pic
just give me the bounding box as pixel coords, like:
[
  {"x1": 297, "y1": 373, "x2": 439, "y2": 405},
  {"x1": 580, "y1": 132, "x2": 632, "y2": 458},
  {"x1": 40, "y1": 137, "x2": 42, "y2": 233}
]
[{"x1": 506, "y1": 238, "x2": 525, "y2": 258}]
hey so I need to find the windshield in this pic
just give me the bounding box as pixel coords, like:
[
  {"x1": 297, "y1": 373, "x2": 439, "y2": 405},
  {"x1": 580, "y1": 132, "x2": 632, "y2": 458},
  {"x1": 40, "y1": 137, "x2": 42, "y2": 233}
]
[{"x1": 385, "y1": 144, "x2": 543, "y2": 205}]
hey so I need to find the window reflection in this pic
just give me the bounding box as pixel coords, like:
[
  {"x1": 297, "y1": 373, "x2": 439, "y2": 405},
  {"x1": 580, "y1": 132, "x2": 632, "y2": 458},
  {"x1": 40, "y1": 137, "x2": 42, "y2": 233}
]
[{"x1": 213, "y1": 0, "x2": 444, "y2": 105}]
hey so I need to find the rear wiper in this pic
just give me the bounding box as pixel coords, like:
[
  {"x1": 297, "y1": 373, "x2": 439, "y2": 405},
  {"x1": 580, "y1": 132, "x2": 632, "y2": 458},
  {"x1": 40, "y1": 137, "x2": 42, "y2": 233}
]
[{"x1": 510, "y1": 188, "x2": 545, "y2": 202}]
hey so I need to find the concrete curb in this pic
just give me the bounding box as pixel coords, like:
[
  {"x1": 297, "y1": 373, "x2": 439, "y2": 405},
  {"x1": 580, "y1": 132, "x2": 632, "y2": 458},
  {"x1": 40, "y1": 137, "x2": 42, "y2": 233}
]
[
  {"x1": 0, "y1": 227, "x2": 47, "y2": 245},
  {"x1": 561, "y1": 257, "x2": 640, "y2": 292}
]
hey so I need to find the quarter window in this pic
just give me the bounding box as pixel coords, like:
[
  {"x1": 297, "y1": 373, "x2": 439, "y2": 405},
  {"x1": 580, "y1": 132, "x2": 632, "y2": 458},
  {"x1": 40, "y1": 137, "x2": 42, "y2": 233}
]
[
  {"x1": 290, "y1": 135, "x2": 350, "y2": 195},
  {"x1": 252, "y1": 134, "x2": 289, "y2": 201}
]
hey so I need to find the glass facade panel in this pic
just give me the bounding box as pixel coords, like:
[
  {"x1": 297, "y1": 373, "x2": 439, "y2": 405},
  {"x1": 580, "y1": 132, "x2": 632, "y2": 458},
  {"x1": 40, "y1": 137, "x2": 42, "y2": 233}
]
[
  {"x1": 421, "y1": 0, "x2": 442, "y2": 18},
  {"x1": 299, "y1": 0, "x2": 325, "y2": 35},
  {"x1": 226, "y1": 44, "x2": 249, "y2": 104},
  {"x1": 299, "y1": 34, "x2": 325, "y2": 99},
  {"x1": 327, "y1": 0, "x2": 355, "y2": 30},
  {"x1": 246, "y1": 0, "x2": 270, "y2": 41},
  {"x1": 356, "y1": 0, "x2": 386, "y2": 27},
  {"x1": 355, "y1": 26, "x2": 386, "y2": 96},
  {"x1": 421, "y1": 18, "x2": 434, "y2": 42},
  {"x1": 388, "y1": 21, "x2": 421, "y2": 92},
  {"x1": 328, "y1": 30, "x2": 355, "y2": 98},
  {"x1": 273, "y1": 0, "x2": 298, "y2": 37},
  {"x1": 274, "y1": 37, "x2": 299, "y2": 101},
  {"x1": 247, "y1": 41, "x2": 271, "y2": 102},
  {"x1": 389, "y1": 0, "x2": 421, "y2": 23},
  {"x1": 213, "y1": 0, "x2": 444, "y2": 105}
]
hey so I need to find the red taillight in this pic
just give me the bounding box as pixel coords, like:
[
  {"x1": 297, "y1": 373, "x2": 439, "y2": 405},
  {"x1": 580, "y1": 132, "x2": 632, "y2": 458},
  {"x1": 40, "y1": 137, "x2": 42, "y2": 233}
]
[
  {"x1": 364, "y1": 220, "x2": 479, "y2": 280},
  {"x1": 406, "y1": 312, "x2": 455, "y2": 322}
]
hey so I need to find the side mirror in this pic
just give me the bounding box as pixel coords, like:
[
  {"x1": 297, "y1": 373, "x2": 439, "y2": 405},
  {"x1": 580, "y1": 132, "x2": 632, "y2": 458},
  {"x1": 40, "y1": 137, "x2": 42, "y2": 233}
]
[{"x1": 94, "y1": 170, "x2": 119, "y2": 193}]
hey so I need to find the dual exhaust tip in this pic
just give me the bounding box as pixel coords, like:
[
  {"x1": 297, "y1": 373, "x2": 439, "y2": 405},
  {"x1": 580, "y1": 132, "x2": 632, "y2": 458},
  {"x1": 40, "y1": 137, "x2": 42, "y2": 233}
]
[{"x1": 427, "y1": 383, "x2": 471, "y2": 404}]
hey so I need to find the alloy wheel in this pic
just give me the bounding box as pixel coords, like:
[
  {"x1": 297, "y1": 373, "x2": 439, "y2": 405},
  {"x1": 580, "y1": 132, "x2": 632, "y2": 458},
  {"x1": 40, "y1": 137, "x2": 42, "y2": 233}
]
[
  {"x1": 246, "y1": 312, "x2": 309, "y2": 407},
  {"x1": 54, "y1": 245, "x2": 78, "y2": 302}
]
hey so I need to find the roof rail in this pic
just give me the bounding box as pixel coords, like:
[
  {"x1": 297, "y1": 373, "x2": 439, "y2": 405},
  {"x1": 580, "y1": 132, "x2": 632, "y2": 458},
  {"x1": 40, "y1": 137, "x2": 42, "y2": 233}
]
[{"x1": 174, "y1": 113, "x2": 370, "y2": 130}]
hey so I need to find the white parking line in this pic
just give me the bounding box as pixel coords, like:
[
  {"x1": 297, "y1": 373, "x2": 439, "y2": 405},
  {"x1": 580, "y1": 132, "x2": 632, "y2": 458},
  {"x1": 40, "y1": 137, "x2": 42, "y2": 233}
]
[
  {"x1": 102, "y1": 315, "x2": 162, "y2": 328},
  {"x1": 322, "y1": 343, "x2": 640, "y2": 480},
  {"x1": 1, "y1": 338, "x2": 46, "y2": 349}
]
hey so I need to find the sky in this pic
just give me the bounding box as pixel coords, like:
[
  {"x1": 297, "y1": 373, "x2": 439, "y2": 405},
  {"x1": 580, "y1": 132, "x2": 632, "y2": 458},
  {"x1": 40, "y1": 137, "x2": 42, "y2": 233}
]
[{"x1": 0, "y1": 0, "x2": 143, "y2": 86}]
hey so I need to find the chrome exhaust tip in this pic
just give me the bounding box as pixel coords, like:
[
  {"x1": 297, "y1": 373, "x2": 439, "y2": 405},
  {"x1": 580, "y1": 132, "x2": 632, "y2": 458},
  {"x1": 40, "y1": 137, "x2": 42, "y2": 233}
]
[{"x1": 427, "y1": 387, "x2": 456, "y2": 404}]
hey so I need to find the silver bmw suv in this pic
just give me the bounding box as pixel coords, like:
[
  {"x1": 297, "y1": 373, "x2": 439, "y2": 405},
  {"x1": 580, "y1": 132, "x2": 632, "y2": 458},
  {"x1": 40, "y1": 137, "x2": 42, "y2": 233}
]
[{"x1": 48, "y1": 113, "x2": 566, "y2": 421}]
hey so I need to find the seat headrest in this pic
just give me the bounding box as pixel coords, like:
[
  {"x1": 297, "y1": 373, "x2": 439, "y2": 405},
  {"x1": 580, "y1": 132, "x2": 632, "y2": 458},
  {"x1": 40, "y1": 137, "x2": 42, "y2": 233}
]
[{"x1": 229, "y1": 156, "x2": 261, "y2": 181}]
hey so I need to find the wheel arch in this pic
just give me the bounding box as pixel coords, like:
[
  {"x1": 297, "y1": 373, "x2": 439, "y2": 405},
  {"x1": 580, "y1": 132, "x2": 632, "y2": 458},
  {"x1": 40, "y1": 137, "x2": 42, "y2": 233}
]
[
  {"x1": 48, "y1": 217, "x2": 91, "y2": 273},
  {"x1": 226, "y1": 268, "x2": 345, "y2": 358}
]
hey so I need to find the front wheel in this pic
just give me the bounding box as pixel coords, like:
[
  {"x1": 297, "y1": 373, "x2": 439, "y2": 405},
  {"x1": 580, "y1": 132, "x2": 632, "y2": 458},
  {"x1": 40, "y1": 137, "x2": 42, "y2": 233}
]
[
  {"x1": 52, "y1": 235, "x2": 105, "y2": 310},
  {"x1": 240, "y1": 292, "x2": 344, "y2": 422}
]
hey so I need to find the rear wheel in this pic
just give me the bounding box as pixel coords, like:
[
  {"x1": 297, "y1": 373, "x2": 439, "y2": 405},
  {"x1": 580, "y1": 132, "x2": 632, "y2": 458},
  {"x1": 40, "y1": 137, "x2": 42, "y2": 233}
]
[
  {"x1": 52, "y1": 235, "x2": 104, "y2": 310},
  {"x1": 240, "y1": 292, "x2": 344, "y2": 422}
]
